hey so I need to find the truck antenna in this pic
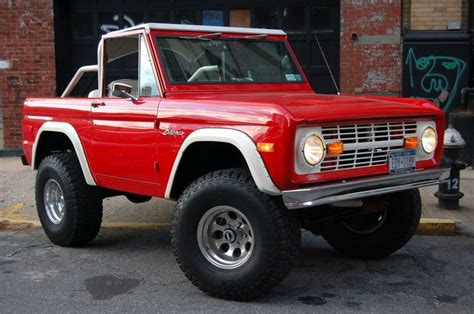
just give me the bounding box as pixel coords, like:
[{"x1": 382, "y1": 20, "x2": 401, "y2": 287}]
[{"x1": 313, "y1": 31, "x2": 340, "y2": 95}]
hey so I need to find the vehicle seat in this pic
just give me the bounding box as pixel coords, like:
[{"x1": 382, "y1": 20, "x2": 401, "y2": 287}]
[
  {"x1": 88, "y1": 89, "x2": 100, "y2": 98},
  {"x1": 107, "y1": 79, "x2": 138, "y2": 97}
]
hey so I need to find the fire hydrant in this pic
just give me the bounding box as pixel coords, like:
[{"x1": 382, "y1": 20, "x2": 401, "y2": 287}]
[{"x1": 435, "y1": 125, "x2": 468, "y2": 209}]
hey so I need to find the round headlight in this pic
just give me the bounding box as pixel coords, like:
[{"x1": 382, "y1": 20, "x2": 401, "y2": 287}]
[
  {"x1": 303, "y1": 135, "x2": 325, "y2": 166},
  {"x1": 421, "y1": 127, "x2": 437, "y2": 153}
]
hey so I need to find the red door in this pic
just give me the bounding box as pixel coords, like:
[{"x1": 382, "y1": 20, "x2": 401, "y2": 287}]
[{"x1": 90, "y1": 97, "x2": 161, "y2": 196}]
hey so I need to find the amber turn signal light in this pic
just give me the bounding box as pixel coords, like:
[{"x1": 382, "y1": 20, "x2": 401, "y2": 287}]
[
  {"x1": 257, "y1": 142, "x2": 275, "y2": 153},
  {"x1": 404, "y1": 137, "x2": 418, "y2": 149},
  {"x1": 327, "y1": 141, "x2": 344, "y2": 155}
]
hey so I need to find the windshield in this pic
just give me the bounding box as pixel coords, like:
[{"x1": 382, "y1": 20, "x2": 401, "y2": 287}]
[{"x1": 155, "y1": 36, "x2": 304, "y2": 84}]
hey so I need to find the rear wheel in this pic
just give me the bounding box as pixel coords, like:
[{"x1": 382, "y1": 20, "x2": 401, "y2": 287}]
[
  {"x1": 171, "y1": 169, "x2": 300, "y2": 300},
  {"x1": 36, "y1": 153, "x2": 103, "y2": 246},
  {"x1": 321, "y1": 189, "x2": 421, "y2": 259}
]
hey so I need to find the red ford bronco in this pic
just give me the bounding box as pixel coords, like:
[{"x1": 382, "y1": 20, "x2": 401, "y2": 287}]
[{"x1": 22, "y1": 23, "x2": 448, "y2": 300}]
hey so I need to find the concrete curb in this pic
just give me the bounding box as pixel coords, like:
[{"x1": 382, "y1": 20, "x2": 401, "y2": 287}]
[
  {"x1": 416, "y1": 218, "x2": 457, "y2": 235},
  {"x1": 0, "y1": 218, "x2": 170, "y2": 231},
  {"x1": 0, "y1": 217, "x2": 462, "y2": 236}
]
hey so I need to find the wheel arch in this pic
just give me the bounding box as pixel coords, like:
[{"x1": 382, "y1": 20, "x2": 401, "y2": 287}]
[
  {"x1": 32, "y1": 122, "x2": 96, "y2": 186},
  {"x1": 165, "y1": 128, "x2": 281, "y2": 199}
]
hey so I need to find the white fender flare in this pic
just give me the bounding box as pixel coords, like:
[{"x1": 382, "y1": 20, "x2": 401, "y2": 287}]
[
  {"x1": 165, "y1": 128, "x2": 281, "y2": 198},
  {"x1": 32, "y1": 122, "x2": 97, "y2": 186}
]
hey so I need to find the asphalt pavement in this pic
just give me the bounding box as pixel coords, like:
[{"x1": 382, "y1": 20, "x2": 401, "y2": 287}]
[
  {"x1": 1, "y1": 227, "x2": 474, "y2": 312},
  {"x1": 1, "y1": 156, "x2": 474, "y2": 312}
]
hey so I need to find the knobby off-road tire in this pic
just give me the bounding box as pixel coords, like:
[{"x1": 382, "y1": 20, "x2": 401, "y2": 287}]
[
  {"x1": 171, "y1": 169, "x2": 300, "y2": 301},
  {"x1": 36, "y1": 153, "x2": 103, "y2": 246},
  {"x1": 321, "y1": 189, "x2": 421, "y2": 259}
]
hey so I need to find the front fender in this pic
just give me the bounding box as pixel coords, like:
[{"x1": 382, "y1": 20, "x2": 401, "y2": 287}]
[{"x1": 165, "y1": 128, "x2": 281, "y2": 198}]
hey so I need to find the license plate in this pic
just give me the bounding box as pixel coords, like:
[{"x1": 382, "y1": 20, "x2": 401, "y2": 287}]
[{"x1": 388, "y1": 150, "x2": 416, "y2": 174}]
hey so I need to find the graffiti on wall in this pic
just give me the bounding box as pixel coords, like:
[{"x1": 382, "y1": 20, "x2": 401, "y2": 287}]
[
  {"x1": 100, "y1": 14, "x2": 138, "y2": 33},
  {"x1": 405, "y1": 48, "x2": 466, "y2": 112},
  {"x1": 18, "y1": 11, "x2": 52, "y2": 34}
]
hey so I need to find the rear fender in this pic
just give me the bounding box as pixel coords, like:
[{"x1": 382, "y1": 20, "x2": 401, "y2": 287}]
[{"x1": 32, "y1": 122, "x2": 96, "y2": 186}]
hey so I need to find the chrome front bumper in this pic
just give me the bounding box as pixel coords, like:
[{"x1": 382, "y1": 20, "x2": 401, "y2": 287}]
[{"x1": 283, "y1": 168, "x2": 450, "y2": 210}]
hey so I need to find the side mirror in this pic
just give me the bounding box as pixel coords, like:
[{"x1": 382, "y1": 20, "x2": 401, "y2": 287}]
[{"x1": 111, "y1": 82, "x2": 138, "y2": 102}]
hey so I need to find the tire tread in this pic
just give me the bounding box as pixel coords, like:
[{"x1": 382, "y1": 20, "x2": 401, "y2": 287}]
[
  {"x1": 36, "y1": 153, "x2": 102, "y2": 246},
  {"x1": 171, "y1": 169, "x2": 300, "y2": 301}
]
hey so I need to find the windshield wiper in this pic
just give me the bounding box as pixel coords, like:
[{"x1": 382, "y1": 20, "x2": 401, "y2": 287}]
[
  {"x1": 178, "y1": 33, "x2": 268, "y2": 40},
  {"x1": 179, "y1": 32, "x2": 222, "y2": 40},
  {"x1": 241, "y1": 34, "x2": 268, "y2": 39}
]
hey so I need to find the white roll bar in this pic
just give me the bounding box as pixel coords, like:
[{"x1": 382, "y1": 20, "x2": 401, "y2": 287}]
[{"x1": 61, "y1": 65, "x2": 98, "y2": 97}]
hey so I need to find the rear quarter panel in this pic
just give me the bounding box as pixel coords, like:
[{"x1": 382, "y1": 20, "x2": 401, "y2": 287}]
[{"x1": 22, "y1": 98, "x2": 93, "y2": 167}]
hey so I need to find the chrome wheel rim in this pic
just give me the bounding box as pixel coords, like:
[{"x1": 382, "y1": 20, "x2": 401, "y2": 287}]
[
  {"x1": 43, "y1": 179, "x2": 65, "y2": 224},
  {"x1": 197, "y1": 206, "x2": 254, "y2": 269}
]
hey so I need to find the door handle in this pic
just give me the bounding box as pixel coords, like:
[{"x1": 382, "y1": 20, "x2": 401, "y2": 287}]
[{"x1": 91, "y1": 101, "x2": 106, "y2": 108}]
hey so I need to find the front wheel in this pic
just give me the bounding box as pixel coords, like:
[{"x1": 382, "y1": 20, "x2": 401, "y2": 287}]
[
  {"x1": 171, "y1": 169, "x2": 300, "y2": 301},
  {"x1": 321, "y1": 189, "x2": 421, "y2": 259}
]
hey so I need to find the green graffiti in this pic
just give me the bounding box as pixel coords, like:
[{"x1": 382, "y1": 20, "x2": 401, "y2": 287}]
[{"x1": 405, "y1": 48, "x2": 466, "y2": 112}]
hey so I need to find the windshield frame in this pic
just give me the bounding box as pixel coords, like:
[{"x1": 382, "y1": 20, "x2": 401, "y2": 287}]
[{"x1": 151, "y1": 31, "x2": 310, "y2": 91}]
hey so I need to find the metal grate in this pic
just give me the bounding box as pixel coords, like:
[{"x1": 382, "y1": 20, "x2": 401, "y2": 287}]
[{"x1": 320, "y1": 121, "x2": 417, "y2": 171}]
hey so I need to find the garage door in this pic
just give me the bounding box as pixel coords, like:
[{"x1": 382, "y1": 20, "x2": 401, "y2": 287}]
[{"x1": 54, "y1": 0, "x2": 339, "y2": 95}]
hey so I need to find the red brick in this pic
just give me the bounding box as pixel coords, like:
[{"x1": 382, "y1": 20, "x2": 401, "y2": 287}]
[
  {"x1": 340, "y1": 0, "x2": 402, "y2": 95},
  {"x1": 0, "y1": 0, "x2": 56, "y2": 148}
]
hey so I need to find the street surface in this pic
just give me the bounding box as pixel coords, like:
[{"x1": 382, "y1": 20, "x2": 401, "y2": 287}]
[
  {"x1": 1, "y1": 228, "x2": 474, "y2": 312},
  {"x1": 1, "y1": 157, "x2": 474, "y2": 312}
]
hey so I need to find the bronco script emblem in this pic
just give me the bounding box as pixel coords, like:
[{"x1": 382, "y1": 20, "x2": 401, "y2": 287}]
[{"x1": 162, "y1": 127, "x2": 184, "y2": 136}]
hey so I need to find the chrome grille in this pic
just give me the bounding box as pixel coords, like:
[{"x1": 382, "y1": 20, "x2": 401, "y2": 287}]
[{"x1": 320, "y1": 121, "x2": 417, "y2": 171}]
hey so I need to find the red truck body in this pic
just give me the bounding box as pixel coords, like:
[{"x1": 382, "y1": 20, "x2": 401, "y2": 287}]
[
  {"x1": 21, "y1": 23, "x2": 449, "y2": 301},
  {"x1": 23, "y1": 91, "x2": 445, "y2": 198},
  {"x1": 22, "y1": 27, "x2": 445, "y2": 197}
]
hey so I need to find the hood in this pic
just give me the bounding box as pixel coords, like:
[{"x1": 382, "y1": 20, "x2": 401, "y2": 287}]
[{"x1": 169, "y1": 91, "x2": 443, "y2": 124}]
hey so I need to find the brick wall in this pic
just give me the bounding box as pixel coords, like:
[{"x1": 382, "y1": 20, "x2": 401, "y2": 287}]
[
  {"x1": 340, "y1": 0, "x2": 402, "y2": 95},
  {"x1": 409, "y1": 0, "x2": 464, "y2": 30},
  {"x1": 0, "y1": 0, "x2": 56, "y2": 149}
]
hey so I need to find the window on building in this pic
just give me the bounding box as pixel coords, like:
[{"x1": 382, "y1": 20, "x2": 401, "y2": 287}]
[
  {"x1": 72, "y1": 13, "x2": 94, "y2": 38},
  {"x1": 202, "y1": 10, "x2": 224, "y2": 26},
  {"x1": 255, "y1": 8, "x2": 279, "y2": 29},
  {"x1": 282, "y1": 7, "x2": 305, "y2": 32},
  {"x1": 176, "y1": 10, "x2": 197, "y2": 25},
  {"x1": 229, "y1": 9, "x2": 251, "y2": 28},
  {"x1": 98, "y1": 13, "x2": 143, "y2": 34},
  {"x1": 311, "y1": 7, "x2": 333, "y2": 31},
  {"x1": 148, "y1": 11, "x2": 172, "y2": 23}
]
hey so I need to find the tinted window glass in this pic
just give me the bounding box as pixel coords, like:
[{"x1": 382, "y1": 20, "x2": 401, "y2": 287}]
[
  {"x1": 255, "y1": 8, "x2": 279, "y2": 29},
  {"x1": 311, "y1": 7, "x2": 334, "y2": 31},
  {"x1": 202, "y1": 10, "x2": 224, "y2": 26},
  {"x1": 283, "y1": 7, "x2": 305, "y2": 32},
  {"x1": 139, "y1": 36, "x2": 159, "y2": 96},
  {"x1": 104, "y1": 36, "x2": 139, "y2": 97},
  {"x1": 229, "y1": 9, "x2": 251, "y2": 28},
  {"x1": 176, "y1": 10, "x2": 197, "y2": 24},
  {"x1": 156, "y1": 37, "x2": 304, "y2": 84}
]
